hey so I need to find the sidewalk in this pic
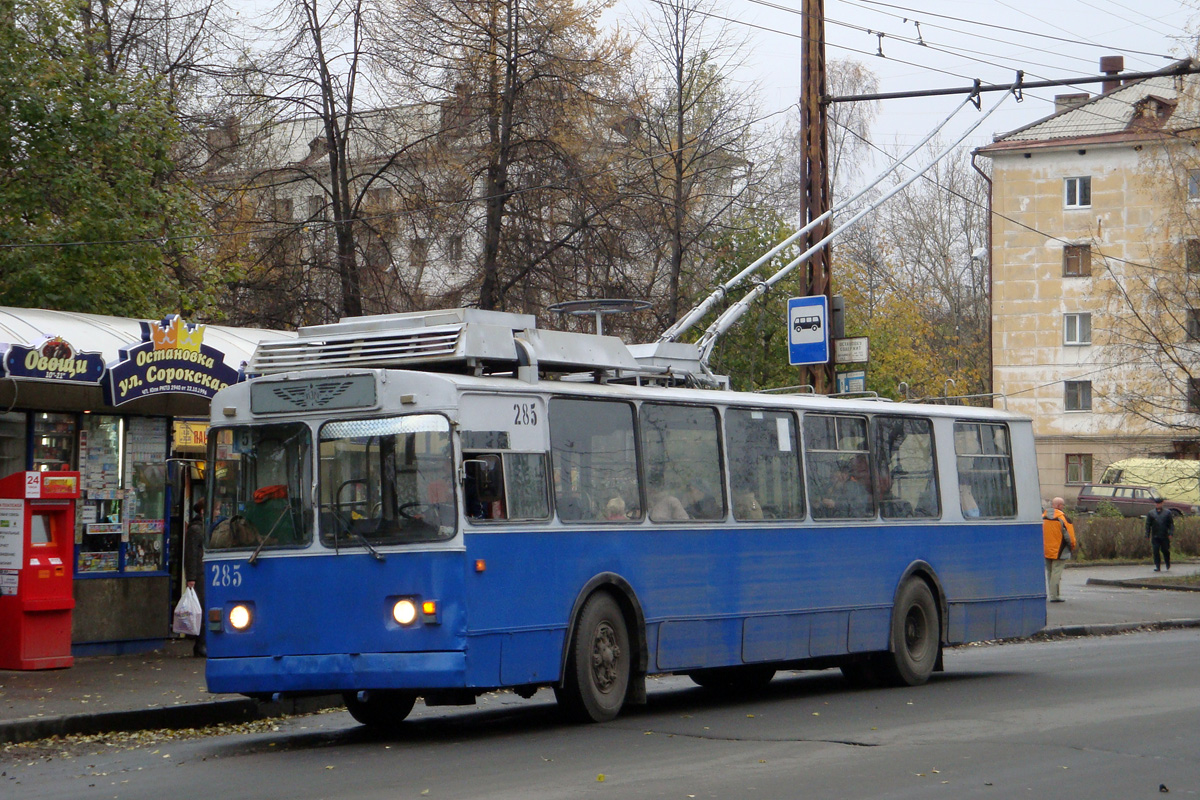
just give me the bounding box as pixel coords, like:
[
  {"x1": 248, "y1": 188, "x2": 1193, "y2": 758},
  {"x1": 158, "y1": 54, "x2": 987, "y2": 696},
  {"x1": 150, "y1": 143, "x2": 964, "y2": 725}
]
[{"x1": 3, "y1": 562, "x2": 1200, "y2": 746}]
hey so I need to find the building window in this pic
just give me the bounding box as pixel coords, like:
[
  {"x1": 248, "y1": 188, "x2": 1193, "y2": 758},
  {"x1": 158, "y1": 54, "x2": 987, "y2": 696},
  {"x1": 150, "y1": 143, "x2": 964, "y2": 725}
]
[
  {"x1": 409, "y1": 237, "x2": 429, "y2": 268},
  {"x1": 1189, "y1": 378, "x2": 1200, "y2": 413},
  {"x1": 446, "y1": 234, "x2": 463, "y2": 262},
  {"x1": 1066, "y1": 454, "x2": 1093, "y2": 484},
  {"x1": 1189, "y1": 170, "x2": 1200, "y2": 201},
  {"x1": 1187, "y1": 239, "x2": 1200, "y2": 273},
  {"x1": 271, "y1": 197, "x2": 294, "y2": 222},
  {"x1": 306, "y1": 195, "x2": 326, "y2": 221},
  {"x1": 1189, "y1": 310, "x2": 1200, "y2": 341},
  {"x1": 1065, "y1": 380, "x2": 1092, "y2": 411},
  {"x1": 1063, "y1": 244, "x2": 1092, "y2": 277},
  {"x1": 1065, "y1": 176, "x2": 1091, "y2": 208},
  {"x1": 1064, "y1": 313, "x2": 1091, "y2": 345}
]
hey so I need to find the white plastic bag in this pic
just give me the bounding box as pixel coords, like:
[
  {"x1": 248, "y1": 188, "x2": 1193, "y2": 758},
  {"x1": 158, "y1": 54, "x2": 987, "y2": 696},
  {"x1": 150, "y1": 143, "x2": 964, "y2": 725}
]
[{"x1": 172, "y1": 586, "x2": 203, "y2": 636}]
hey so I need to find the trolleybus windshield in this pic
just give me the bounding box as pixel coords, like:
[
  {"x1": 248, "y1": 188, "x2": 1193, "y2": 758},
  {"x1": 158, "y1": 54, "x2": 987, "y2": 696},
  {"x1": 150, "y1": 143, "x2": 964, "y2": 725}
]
[
  {"x1": 318, "y1": 414, "x2": 455, "y2": 547},
  {"x1": 208, "y1": 423, "x2": 313, "y2": 551}
]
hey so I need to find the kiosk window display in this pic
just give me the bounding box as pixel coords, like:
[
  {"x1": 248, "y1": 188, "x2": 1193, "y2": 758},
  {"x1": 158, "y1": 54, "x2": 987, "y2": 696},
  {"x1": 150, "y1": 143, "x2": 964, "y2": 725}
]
[
  {"x1": 76, "y1": 415, "x2": 169, "y2": 576},
  {"x1": 33, "y1": 413, "x2": 77, "y2": 472},
  {"x1": 0, "y1": 412, "x2": 25, "y2": 477}
]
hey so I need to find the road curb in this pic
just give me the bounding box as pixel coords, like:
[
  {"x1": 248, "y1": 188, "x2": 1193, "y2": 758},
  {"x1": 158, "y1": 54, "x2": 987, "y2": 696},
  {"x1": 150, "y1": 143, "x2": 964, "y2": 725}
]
[
  {"x1": 1039, "y1": 618, "x2": 1200, "y2": 638},
  {"x1": 1086, "y1": 577, "x2": 1200, "y2": 592},
  {"x1": 0, "y1": 694, "x2": 343, "y2": 746}
]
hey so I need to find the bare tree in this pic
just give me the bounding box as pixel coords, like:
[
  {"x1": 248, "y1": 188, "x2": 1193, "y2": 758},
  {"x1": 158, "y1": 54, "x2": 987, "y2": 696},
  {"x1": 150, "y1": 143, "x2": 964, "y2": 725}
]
[
  {"x1": 382, "y1": 0, "x2": 633, "y2": 313},
  {"x1": 623, "y1": 0, "x2": 763, "y2": 329}
]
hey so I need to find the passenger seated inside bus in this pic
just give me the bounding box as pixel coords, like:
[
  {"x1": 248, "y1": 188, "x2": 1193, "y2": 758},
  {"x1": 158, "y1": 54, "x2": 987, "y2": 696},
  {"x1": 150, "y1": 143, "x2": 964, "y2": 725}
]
[
  {"x1": 959, "y1": 483, "x2": 981, "y2": 518},
  {"x1": 733, "y1": 490, "x2": 764, "y2": 520},
  {"x1": 649, "y1": 489, "x2": 689, "y2": 521},
  {"x1": 815, "y1": 457, "x2": 873, "y2": 518},
  {"x1": 684, "y1": 482, "x2": 721, "y2": 520},
  {"x1": 603, "y1": 496, "x2": 627, "y2": 521}
]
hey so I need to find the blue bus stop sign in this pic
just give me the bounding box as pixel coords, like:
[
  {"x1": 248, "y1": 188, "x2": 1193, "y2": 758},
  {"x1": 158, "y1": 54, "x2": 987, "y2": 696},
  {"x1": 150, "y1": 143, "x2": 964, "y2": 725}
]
[{"x1": 787, "y1": 296, "x2": 829, "y2": 366}]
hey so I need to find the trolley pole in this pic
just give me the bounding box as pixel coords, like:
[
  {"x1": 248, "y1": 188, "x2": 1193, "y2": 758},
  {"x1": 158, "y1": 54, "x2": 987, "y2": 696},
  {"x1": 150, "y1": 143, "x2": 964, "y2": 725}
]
[{"x1": 800, "y1": 0, "x2": 834, "y2": 393}]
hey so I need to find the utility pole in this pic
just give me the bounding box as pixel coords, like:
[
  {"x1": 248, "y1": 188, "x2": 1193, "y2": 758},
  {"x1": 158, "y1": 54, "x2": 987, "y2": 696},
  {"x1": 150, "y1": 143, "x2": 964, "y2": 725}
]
[{"x1": 800, "y1": 0, "x2": 833, "y2": 393}]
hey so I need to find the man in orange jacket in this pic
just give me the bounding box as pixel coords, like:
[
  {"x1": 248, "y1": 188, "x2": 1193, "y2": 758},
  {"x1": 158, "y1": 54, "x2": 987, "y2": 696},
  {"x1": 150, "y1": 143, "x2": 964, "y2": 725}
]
[{"x1": 1043, "y1": 496, "x2": 1077, "y2": 603}]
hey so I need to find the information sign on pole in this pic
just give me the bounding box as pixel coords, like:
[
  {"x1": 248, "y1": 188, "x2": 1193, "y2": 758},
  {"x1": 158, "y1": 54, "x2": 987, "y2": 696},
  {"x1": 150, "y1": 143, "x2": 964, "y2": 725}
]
[
  {"x1": 836, "y1": 370, "x2": 866, "y2": 394},
  {"x1": 833, "y1": 337, "x2": 869, "y2": 364},
  {"x1": 787, "y1": 296, "x2": 829, "y2": 366}
]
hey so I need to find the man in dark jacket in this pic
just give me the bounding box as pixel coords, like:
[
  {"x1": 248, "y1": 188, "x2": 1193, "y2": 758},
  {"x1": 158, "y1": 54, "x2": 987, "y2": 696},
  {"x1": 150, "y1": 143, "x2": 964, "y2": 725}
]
[
  {"x1": 1144, "y1": 497, "x2": 1174, "y2": 572},
  {"x1": 184, "y1": 499, "x2": 207, "y2": 656}
]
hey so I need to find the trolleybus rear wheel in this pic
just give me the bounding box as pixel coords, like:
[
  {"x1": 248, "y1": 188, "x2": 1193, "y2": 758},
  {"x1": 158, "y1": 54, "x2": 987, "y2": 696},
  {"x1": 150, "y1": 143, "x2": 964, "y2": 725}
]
[
  {"x1": 343, "y1": 690, "x2": 417, "y2": 730},
  {"x1": 555, "y1": 593, "x2": 630, "y2": 723},
  {"x1": 883, "y1": 578, "x2": 939, "y2": 686}
]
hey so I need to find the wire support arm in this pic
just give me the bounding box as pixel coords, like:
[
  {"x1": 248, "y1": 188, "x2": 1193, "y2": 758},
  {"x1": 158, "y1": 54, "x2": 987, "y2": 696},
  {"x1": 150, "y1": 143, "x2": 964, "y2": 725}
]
[
  {"x1": 658, "y1": 93, "x2": 979, "y2": 344},
  {"x1": 694, "y1": 86, "x2": 1015, "y2": 365}
]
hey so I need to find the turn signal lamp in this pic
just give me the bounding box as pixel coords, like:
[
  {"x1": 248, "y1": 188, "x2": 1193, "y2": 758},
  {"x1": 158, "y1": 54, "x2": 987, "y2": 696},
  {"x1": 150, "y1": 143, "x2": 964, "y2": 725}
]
[
  {"x1": 421, "y1": 599, "x2": 439, "y2": 624},
  {"x1": 392, "y1": 598, "x2": 418, "y2": 626},
  {"x1": 229, "y1": 604, "x2": 252, "y2": 631}
]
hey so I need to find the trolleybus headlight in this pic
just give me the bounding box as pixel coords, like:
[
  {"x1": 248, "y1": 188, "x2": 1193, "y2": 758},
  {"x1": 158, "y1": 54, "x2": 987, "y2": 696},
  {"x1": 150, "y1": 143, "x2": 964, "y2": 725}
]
[
  {"x1": 229, "y1": 604, "x2": 253, "y2": 631},
  {"x1": 392, "y1": 598, "x2": 418, "y2": 626}
]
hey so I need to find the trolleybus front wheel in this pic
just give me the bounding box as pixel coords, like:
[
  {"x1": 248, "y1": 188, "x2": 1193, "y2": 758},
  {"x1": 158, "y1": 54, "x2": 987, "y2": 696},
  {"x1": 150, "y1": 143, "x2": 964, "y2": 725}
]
[
  {"x1": 555, "y1": 593, "x2": 630, "y2": 723},
  {"x1": 343, "y1": 689, "x2": 417, "y2": 730},
  {"x1": 883, "y1": 578, "x2": 940, "y2": 686}
]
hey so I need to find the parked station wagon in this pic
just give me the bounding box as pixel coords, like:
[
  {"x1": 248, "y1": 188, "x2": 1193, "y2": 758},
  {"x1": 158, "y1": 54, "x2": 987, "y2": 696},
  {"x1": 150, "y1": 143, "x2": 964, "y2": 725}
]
[{"x1": 1075, "y1": 484, "x2": 1195, "y2": 517}]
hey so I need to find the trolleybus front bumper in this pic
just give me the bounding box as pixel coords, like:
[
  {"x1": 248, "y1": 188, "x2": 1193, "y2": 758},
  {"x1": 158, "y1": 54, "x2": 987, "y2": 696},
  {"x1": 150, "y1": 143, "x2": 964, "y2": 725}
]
[{"x1": 206, "y1": 651, "x2": 467, "y2": 695}]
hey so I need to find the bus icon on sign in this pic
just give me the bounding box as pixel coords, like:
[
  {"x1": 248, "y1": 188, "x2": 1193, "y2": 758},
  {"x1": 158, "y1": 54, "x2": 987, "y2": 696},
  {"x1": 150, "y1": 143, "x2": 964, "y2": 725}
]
[{"x1": 793, "y1": 315, "x2": 821, "y2": 333}]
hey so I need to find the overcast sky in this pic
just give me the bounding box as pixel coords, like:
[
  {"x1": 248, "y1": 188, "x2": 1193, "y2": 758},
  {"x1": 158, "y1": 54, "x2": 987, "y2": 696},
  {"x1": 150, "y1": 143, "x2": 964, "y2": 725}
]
[{"x1": 613, "y1": 0, "x2": 1197, "y2": 152}]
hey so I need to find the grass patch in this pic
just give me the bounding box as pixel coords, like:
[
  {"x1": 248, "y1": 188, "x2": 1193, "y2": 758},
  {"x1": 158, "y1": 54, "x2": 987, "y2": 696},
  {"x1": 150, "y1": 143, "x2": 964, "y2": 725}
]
[
  {"x1": 1141, "y1": 572, "x2": 1200, "y2": 588},
  {"x1": 1073, "y1": 516, "x2": 1200, "y2": 561}
]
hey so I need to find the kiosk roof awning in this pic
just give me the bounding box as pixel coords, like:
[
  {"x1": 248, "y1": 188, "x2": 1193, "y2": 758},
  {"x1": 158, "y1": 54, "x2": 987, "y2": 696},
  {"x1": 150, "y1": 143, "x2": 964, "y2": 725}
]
[{"x1": 0, "y1": 306, "x2": 294, "y2": 417}]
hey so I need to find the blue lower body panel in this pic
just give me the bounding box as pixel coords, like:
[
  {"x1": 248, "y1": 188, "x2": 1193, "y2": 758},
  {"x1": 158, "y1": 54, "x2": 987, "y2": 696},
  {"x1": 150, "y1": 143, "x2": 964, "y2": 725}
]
[{"x1": 207, "y1": 651, "x2": 467, "y2": 694}]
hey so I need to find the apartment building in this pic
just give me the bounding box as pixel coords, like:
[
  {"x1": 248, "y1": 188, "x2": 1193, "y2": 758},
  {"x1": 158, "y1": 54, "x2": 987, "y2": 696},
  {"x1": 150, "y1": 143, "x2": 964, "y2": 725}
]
[{"x1": 977, "y1": 57, "x2": 1200, "y2": 503}]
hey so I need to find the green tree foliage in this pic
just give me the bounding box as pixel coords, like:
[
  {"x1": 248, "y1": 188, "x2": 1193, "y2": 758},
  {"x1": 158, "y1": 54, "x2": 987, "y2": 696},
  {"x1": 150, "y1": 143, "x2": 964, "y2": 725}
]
[
  {"x1": 0, "y1": 0, "x2": 201, "y2": 316},
  {"x1": 704, "y1": 209, "x2": 806, "y2": 391}
]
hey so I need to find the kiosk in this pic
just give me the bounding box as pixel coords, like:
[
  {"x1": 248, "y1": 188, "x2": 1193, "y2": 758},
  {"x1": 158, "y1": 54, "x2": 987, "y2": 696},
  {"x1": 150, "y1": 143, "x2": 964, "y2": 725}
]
[{"x1": 0, "y1": 470, "x2": 80, "y2": 669}]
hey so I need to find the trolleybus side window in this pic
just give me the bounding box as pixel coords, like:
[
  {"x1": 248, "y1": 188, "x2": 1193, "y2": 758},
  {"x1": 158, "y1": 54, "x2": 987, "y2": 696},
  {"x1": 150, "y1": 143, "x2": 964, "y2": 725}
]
[
  {"x1": 209, "y1": 423, "x2": 313, "y2": 550},
  {"x1": 462, "y1": 451, "x2": 550, "y2": 522},
  {"x1": 641, "y1": 403, "x2": 725, "y2": 522},
  {"x1": 805, "y1": 414, "x2": 875, "y2": 520},
  {"x1": 724, "y1": 408, "x2": 804, "y2": 521},
  {"x1": 317, "y1": 414, "x2": 455, "y2": 546},
  {"x1": 953, "y1": 421, "x2": 1017, "y2": 518},
  {"x1": 549, "y1": 398, "x2": 641, "y2": 523},
  {"x1": 873, "y1": 416, "x2": 939, "y2": 519}
]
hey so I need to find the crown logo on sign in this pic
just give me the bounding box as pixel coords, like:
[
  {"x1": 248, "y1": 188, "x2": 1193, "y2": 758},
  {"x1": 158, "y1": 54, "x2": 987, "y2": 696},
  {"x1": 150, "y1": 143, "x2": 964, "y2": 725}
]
[
  {"x1": 177, "y1": 320, "x2": 204, "y2": 352},
  {"x1": 150, "y1": 316, "x2": 179, "y2": 350},
  {"x1": 149, "y1": 315, "x2": 205, "y2": 352}
]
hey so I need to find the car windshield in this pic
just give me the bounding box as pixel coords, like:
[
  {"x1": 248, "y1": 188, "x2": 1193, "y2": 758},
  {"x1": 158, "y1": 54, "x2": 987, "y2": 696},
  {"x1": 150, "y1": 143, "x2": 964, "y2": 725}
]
[
  {"x1": 208, "y1": 424, "x2": 314, "y2": 551},
  {"x1": 318, "y1": 414, "x2": 456, "y2": 547}
]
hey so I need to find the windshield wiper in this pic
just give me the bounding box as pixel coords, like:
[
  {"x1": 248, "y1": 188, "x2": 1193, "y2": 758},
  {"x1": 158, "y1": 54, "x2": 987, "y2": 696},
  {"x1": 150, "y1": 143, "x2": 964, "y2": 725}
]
[
  {"x1": 248, "y1": 503, "x2": 297, "y2": 565},
  {"x1": 326, "y1": 509, "x2": 385, "y2": 562}
]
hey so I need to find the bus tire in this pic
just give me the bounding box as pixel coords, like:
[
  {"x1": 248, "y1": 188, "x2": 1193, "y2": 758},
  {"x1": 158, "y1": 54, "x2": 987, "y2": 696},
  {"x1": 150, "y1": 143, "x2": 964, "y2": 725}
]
[
  {"x1": 343, "y1": 690, "x2": 417, "y2": 730},
  {"x1": 688, "y1": 665, "x2": 776, "y2": 692},
  {"x1": 882, "y1": 578, "x2": 940, "y2": 687},
  {"x1": 555, "y1": 593, "x2": 630, "y2": 723}
]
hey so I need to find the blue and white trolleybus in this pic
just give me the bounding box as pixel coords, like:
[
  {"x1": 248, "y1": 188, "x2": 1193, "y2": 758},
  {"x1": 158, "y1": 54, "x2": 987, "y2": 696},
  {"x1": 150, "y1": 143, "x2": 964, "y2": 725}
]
[{"x1": 201, "y1": 308, "x2": 1046, "y2": 726}]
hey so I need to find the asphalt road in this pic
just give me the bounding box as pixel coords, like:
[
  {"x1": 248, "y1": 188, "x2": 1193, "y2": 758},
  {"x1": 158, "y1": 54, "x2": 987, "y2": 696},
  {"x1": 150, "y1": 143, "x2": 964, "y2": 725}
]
[{"x1": 5, "y1": 630, "x2": 1198, "y2": 800}]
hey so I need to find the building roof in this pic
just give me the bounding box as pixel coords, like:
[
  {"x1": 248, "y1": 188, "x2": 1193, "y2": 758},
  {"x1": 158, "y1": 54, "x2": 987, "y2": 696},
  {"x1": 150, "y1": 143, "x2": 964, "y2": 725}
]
[{"x1": 977, "y1": 59, "x2": 1200, "y2": 154}]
